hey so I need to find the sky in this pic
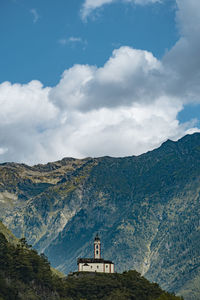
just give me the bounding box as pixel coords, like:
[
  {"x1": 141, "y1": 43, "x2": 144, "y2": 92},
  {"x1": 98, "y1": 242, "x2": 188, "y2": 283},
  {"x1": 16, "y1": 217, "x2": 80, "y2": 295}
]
[{"x1": 0, "y1": 0, "x2": 200, "y2": 164}]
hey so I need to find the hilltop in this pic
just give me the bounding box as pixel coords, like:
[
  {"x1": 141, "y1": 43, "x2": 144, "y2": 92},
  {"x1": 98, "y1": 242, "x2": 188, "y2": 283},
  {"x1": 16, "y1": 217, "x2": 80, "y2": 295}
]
[{"x1": 0, "y1": 225, "x2": 182, "y2": 300}]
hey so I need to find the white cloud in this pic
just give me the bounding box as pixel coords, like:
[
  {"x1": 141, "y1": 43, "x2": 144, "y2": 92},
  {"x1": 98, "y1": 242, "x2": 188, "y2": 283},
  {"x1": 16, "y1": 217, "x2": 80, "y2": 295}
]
[
  {"x1": 81, "y1": 0, "x2": 161, "y2": 21},
  {"x1": 0, "y1": 47, "x2": 196, "y2": 165},
  {"x1": 30, "y1": 8, "x2": 39, "y2": 23},
  {"x1": 0, "y1": 148, "x2": 8, "y2": 155},
  {"x1": 0, "y1": 81, "x2": 58, "y2": 163},
  {"x1": 0, "y1": 0, "x2": 199, "y2": 164},
  {"x1": 59, "y1": 98, "x2": 185, "y2": 158},
  {"x1": 58, "y1": 36, "x2": 87, "y2": 48},
  {"x1": 50, "y1": 47, "x2": 162, "y2": 112},
  {"x1": 59, "y1": 37, "x2": 82, "y2": 45},
  {"x1": 68, "y1": 37, "x2": 82, "y2": 43},
  {"x1": 81, "y1": 0, "x2": 115, "y2": 21},
  {"x1": 163, "y1": 0, "x2": 200, "y2": 104}
]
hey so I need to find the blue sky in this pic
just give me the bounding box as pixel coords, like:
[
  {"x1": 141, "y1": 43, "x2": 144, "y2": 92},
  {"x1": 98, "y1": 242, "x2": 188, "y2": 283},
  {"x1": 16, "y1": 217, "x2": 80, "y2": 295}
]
[
  {"x1": 1, "y1": 0, "x2": 178, "y2": 85},
  {"x1": 0, "y1": 0, "x2": 200, "y2": 164}
]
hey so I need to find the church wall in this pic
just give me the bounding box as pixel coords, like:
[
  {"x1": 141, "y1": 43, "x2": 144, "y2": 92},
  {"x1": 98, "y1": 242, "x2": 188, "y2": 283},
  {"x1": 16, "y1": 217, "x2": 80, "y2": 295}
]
[
  {"x1": 79, "y1": 262, "x2": 104, "y2": 272},
  {"x1": 104, "y1": 263, "x2": 114, "y2": 273},
  {"x1": 111, "y1": 263, "x2": 114, "y2": 273},
  {"x1": 79, "y1": 262, "x2": 114, "y2": 273}
]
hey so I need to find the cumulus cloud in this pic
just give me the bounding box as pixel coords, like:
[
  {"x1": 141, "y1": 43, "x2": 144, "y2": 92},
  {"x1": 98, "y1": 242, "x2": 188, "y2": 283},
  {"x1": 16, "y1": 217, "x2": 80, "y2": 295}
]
[
  {"x1": 81, "y1": 0, "x2": 161, "y2": 21},
  {"x1": 0, "y1": 81, "x2": 58, "y2": 163},
  {"x1": 0, "y1": 46, "x2": 197, "y2": 165},
  {"x1": 0, "y1": 0, "x2": 199, "y2": 164},
  {"x1": 163, "y1": 0, "x2": 200, "y2": 104},
  {"x1": 50, "y1": 47, "x2": 162, "y2": 112}
]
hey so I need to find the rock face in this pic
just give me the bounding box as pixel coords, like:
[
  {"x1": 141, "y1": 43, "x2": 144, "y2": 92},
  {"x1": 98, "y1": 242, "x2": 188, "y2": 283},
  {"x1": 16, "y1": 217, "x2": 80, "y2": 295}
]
[{"x1": 0, "y1": 133, "x2": 200, "y2": 300}]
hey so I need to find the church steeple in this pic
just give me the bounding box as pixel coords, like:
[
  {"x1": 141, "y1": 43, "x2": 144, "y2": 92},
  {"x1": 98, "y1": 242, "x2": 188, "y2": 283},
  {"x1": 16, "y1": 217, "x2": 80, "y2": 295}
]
[
  {"x1": 94, "y1": 233, "x2": 101, "y2": 259},
  {"x1": 78, "y1": 234, "x2": 114, "y2": 273}
]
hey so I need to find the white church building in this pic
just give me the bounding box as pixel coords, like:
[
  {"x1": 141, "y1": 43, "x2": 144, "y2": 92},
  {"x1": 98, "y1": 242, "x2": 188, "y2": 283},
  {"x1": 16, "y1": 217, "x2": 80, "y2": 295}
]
[{"x1": 77, "y1": 234, "x2": 114, "y2": 273}]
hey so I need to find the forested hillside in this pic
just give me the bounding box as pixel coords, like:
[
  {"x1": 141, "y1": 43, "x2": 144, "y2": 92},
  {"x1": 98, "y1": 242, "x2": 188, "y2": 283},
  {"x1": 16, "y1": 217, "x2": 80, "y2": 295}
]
[{"x1": 0, "y1": 228, "x2": 182, "y2": 300}]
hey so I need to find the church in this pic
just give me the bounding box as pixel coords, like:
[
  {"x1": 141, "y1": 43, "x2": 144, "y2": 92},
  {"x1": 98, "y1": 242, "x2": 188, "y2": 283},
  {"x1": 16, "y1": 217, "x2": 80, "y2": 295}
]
[{"x1": 77, "y1": 234, "x2": 114, "y2": 273}]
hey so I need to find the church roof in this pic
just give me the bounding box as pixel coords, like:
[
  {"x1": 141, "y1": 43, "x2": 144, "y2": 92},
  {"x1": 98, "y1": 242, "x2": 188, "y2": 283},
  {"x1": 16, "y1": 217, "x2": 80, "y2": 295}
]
[
  {"x1": 77, "y1": 258, "x2": 113, "y2": 265},
  {"x1": 94, "y1": 233, "x2": 100, "y2": 241}
]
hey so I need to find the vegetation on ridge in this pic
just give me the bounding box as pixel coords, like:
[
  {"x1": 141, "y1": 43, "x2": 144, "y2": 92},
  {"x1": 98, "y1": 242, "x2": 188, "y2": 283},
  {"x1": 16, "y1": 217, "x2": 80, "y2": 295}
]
[{"x1": 0, "y1": 229, "x2": 183, "y2": 300}]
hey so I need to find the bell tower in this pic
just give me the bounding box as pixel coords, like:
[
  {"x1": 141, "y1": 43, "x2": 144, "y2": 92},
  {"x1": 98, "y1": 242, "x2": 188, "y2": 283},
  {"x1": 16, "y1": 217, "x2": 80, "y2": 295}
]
[{"x1": 94, "y1": 233, "x2": 101, "y2": 259}]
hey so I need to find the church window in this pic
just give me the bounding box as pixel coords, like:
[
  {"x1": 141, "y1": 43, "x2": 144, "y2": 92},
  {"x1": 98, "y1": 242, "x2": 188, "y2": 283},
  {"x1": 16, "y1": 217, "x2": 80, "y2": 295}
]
[{"x1": 96, "y1": 250, "x2": 98, "y2": 254}]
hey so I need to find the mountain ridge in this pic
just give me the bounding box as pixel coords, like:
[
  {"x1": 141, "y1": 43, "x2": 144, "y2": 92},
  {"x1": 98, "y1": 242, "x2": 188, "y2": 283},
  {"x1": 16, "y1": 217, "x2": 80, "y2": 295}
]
[{"x1": 0, "y1": 133, "x2": 200, "y2": 300}]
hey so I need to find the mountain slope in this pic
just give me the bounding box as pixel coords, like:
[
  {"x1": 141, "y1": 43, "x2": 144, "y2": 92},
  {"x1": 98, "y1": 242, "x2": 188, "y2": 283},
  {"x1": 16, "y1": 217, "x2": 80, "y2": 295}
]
[{"x1": 0, "y1": 133, "x2": 200, "y2": 299}]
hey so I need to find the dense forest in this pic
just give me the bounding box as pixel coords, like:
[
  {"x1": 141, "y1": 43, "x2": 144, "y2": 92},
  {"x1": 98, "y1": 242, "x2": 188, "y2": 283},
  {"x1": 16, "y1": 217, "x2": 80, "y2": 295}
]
[{"x1": 0, "y1": 232, "x2": 183, "y2": 300}]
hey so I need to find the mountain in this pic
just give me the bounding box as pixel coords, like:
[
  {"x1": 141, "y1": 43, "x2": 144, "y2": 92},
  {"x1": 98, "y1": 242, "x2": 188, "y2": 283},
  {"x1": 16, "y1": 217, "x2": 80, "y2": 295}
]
[{"x1": 0, "y1": 133, "x2": 200, "y2": 299}]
